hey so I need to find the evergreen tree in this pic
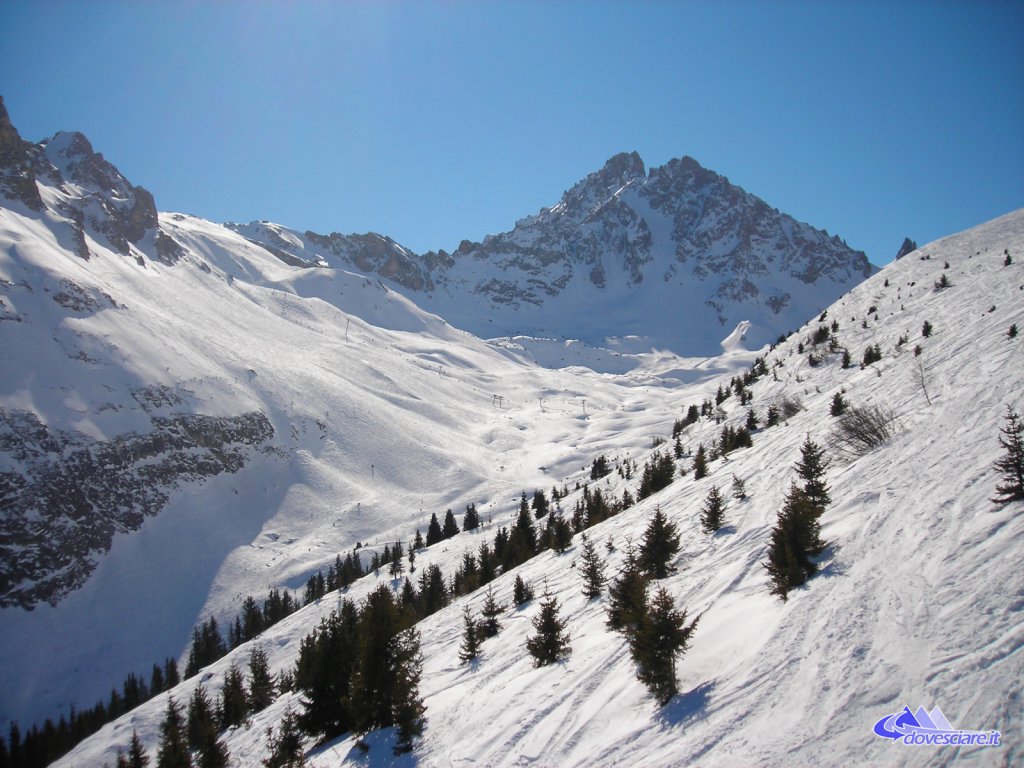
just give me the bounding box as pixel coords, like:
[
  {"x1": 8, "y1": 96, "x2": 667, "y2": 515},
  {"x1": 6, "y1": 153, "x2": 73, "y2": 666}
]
[
  {"x1": 513, "y1": 575, "x2": 534, "y2": 606},
  {"x1": 247, "y1": 646, "x2": 275, "y2": 713},
  {"x1": 764, "y1": 484, "x2": 827, "y2": 600},
  {"x1": 425, "y1": 513, "x2": 443, "y2": 546},
  {"x1": 830, "y1": 391, "x2": 847, "y2": 416},
  {"x1": 579, "y1": 535, "x2": 607, "y2": 599},
  {"x1": 262, "y1": 707, "x2": 306, "y2": 768},
  {"x1": 795, "y1": 436, "x2": 831, "y2": 512},
  {"x1": 731, "y1": 474, "x2": 747, "y2": 501},
  {"x1": 164, "y1": 658, "x2": 181, "y2": 690},
  {"x1": 992, "y1": 406, "x2": 1024, "y2": 505},
  {"x1": 155, "y1": 697, "x2": 190, "y2": 768},
  {"x1": 766, "y1": 403, "x2": 781, "y2": 426},
  {"x1": 543, "y1": 510, "x2": 573, "y2": 553},
  {"x1": 462, "y1": 503, "x2": 481, "y2": 531},
  {"x1": 922, "y1": 320, "x2": 933, "y2": 337},
  {"x1": 388, "y1": 541, "x2": 404, "y2": 579},
  {"x1": 118, "y1": 730, "x2": 150, "y2": 768},
  {"x1": 745, "y1": 408, "x2": 758, "y2": 431},
  {"x1": 700, "y1": 486, "x2": 726, "y2": 534},
  {"x1": 639, "y1": 506, "x2": 681, "y2": 579},
  {"x1": 505, "y1": 496, "x2": 538, "y2": 565},
  {"x1": 413, "y1": 529, "x2": 425, "y2": 550},
  {"x1": 479, "y1": 586, "x2": 504, "y2": 638},
  {"x1": 417, "y1": 563, "x2": 449, "y2": 615},
  {"x1": 692, "y1": 444, "x2": 708, "y2": 480},
  {"x1": 458, "y1": 605, "x2": 481, "y2": 663},
  {"x1": 296, "y1": 600, "x2": 359, "y2": 740},
  {"x1": 526, "y1": 595, "x2": 571, "y2": 666},
  {"x1": 531, "y1": 489, "x2": 550, "y2": 518},
  {"x1": 186, "y1": 684, "x2": 215, "y2": 750},
  {"x1": 442, "y1": 509, "x2": 460, "y2": 539},
  {"x1": 218, "y1": 663, "x2": 249, "y2": 730},
  {"x1": 606, "y1": 544, "x2": 649, "y2": 638},
  {"x1": 195, "y1": 723, "x2": 230, "y2": 768},
  {"x1": 631, "y1": 587, "x2": 701, "y2": 705}
]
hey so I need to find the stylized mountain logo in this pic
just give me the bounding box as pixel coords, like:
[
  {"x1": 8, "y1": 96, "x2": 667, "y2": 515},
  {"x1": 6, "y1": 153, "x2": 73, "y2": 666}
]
[{"x1": 873, "y1": 705, "x2": 1000, "y2": 747}]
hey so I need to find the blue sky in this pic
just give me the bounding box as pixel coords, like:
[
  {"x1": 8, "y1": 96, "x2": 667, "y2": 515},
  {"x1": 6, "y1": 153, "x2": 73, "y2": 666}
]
[{"x1": 1, "y1": 0, "x2": 1021, "y2": 264}]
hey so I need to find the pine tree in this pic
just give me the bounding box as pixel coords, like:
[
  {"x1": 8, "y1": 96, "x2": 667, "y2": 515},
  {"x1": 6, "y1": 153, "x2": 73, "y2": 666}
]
[
  {"x1": 247, "y1": 646, "x2": 275, "y2": 713},
  {"x1": 795, "y1": 436, "x2": 831, "y2": 512},
  {"x1": 186, "y1": 684, "x2": 215, "y2": 750},
  {"x1": 764, "y1": 484, "x2": 827, "y2": 600},
  {"x1": 526, "y1": 595, "x2": 571, "y2": 666},
  {"x1": 155, "y1": 697, "x2": 190, "y2": 768},
  {"x1": 296, "y1": 600, "x2": 358, "y2": 740},
  {"x1": 922, "y1": 319, "x2": 933, "y2": 337},
  {"x1": 458, "y1": 605, "x2": 481, "y2": 663},
  {"x1": 118, "y1": 730, "x2": 150, "y2": 768},
  {"x1": 462, "y1": 503, "x2": 481, "y2": 531},
  {"x1": 700, "y1": 486, "x2": 726, "y2": 534},
  {"x1": 531, "y1": 489, "x2": 550, "y2": 518},
  {"x1": 992, "y1": 406, "x2": 1024, "y2": 505},
  {"x1": 218, "y1": 662, "x2": 249, "y2": 729},
  {"x1": 442, "y1": 509, "x2": 460, "y2": 539},
  {"x1": 766, "y1": 403, "x2": 781, "y2": 426},
  {"x1": 579, "y1": 535, "x2": 607, "y2": 598},
  {"x1": 388, "y1": 540, "x2": 404, "y2": 579},
  {"x1": 195, "y1": 723, "x2": 230, "y2": 768},
  {"x1": 425, "y1": 513, "x2": 443, "y2": 546},
  {"x1": 479, "y1": 586, "x2": 504, "y2": 638},
  {"x1": 413, "y1": 529, "x2": 425, "y2": 550},
  {"x1": 631, "y1": 587, "x2": 701, "y2": 705},
  {"x1": 692, "y1": 444, "x2": 707, "y2": 480},
  {"x1": 830, "y1": 391, "x2": 847, "y2": 416},
  {"x1": 639, "y1": 506, "x2": 681, "y2": 579},
  {"x1": 513, "y1": 575, "x2": 534, "y2": 606},
  {"x1": 606, "y1": 544, "x2": 649, "y2": 638},
  {"x1": 731, "y1": 474, "x2": 747, "y2": 501},
  {"x1": 262, "y1": 707, "x2": 306, "y2": 768}
]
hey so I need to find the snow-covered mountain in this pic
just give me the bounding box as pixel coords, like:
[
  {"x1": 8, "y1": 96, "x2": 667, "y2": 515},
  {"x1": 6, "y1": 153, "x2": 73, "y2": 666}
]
[
  {"x1": 2, "y1": 96, "x2": 1021, "y2": 768},
  {"x1": 229, "y1": 151, "x2": 874, "y2": 355},
  {"x1": 45, "y1": 207, "x2": 1024, "y2": 768}
]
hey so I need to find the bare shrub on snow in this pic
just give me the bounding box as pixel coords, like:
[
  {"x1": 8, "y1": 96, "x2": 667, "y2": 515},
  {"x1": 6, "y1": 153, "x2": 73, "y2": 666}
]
[{"x1": 831, "y1": 404, "x2": 900, "y2": 459}]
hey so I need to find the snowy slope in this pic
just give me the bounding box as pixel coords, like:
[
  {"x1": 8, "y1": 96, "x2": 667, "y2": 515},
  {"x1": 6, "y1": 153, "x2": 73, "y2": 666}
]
[{"x1": 52, "y1": 209, "x2": 1024, "y2": 767}]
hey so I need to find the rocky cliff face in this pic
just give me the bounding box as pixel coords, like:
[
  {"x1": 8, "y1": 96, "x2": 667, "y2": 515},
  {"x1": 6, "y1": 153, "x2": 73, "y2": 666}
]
[{"x1": 233, "y1": 151, "x2": 874, "y2": 354}]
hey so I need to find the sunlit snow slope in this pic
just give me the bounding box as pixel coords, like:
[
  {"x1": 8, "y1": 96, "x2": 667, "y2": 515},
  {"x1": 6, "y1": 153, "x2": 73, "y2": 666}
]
[{"x1": 53, "y1": 210, "x2": 1024, "y2": 767}]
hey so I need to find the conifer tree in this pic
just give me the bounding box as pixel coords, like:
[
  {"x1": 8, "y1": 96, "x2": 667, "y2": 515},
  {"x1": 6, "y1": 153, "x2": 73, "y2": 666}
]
[
  {"x1": 700, "y1": 486, "x2": 726, "y2": 534},
  {"x1": 155, "y1": 697, "x2": 190, "y2": 768},
  {"x1": 262, "y1": 707, "x2": 306, "y2": 768},
  {"x1": 513, "y1": 575, "x2": 534, "y2": 606},
  {"x1": 458, "y1": 605, "x2": 481, "y2": 663},
  {"x1": 479, "y1": 586, "x2": 503, "y2": 638},
  {"x1": 532, "y1": 489, "x2": 550, "y2": 518},
  {"x1": 764, "y1": 483, "x2": 827, "y2": 600},
  {"x1": 639, "y1": 506, "x2": 681, "y2": 579},
  {"x1": 579, "y1": 535, "x2": 607, "y2": 598},
  {"x1": 442, "y1": 509, "x2": 460, "y2": 539},
  {"x1": 631, "y1": 587, "x2": 701, "y2": 705},
  {"x1": 195, "y1": 723, "x2": 230, "y2": 768},
  {"x1": 692, "y1": 444, "x2": 708, "y2": 480},
  {"x1": 462, "y1": 503, "x2": 481, "y2": 531},
  {"x1": 526, "y1": 595, "x2": 571, "y2": 666},
  {"x1": 413, "y1": 529, "x2": 425, "y2": 550},
  {"x1": 186, "y1": 684, "x2": 215, "y2": 750},
  {"x1": 425, "y1": 513, "x2": 443, "y2": 546},
  {"x1": 830, "y1": 391, "x2": 847, "y2": 416},
  {"x1": 388, "y1": 541, "x2": 404, "y2": 579},
  {"x1": 606, "y1": 544, "x2": 649, "y2": 638},
  {"x1": 992, "y1": 406, "x2": 1024, "y2": 505},
  {"x1": 218, "y1": 663, "x2": 249, "y2": 730},
  {"x1": 731, "y1": 474, "x2": 747, "y2": 501},
  {"x1": 118, "y1": 730, "x2": 150, "y2": 768},
  {"x1": 296, "y1": 600, "x2": 359, "y2": 740},
  {"x1": 247, "y1": 646, "x2": 275, "y2": 713},
  {"x1": 795, "y1": 436, "x2": 831, "y2": 512}
]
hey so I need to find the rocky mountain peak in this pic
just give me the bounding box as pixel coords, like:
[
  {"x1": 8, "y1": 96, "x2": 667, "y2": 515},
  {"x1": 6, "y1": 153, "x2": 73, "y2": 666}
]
[{"x1": 895, "y1": 236, "x2": 917, "y2": 259}]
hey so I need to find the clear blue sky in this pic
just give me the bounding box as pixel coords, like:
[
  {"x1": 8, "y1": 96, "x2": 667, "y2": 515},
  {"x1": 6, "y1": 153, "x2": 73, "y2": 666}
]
[{"x1": 1, "y1": 0, "x2": 1021, "y2": 264}]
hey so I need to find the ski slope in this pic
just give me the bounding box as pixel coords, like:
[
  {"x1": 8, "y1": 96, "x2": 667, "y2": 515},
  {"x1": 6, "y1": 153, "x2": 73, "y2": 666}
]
[{"x1": 49, "y1": 209, "x2": 1024, "y2": 766}]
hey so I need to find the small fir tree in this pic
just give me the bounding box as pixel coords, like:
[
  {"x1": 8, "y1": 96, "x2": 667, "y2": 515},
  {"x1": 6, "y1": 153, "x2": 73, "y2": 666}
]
[
  {"x1": 700, "y1": 486, "x2": 726, "y2": 534},
  {"x1": 479, "y1": 586, "x2": 504, "y2": 638},
  {"x1": 262, "y1": 707, "x2": 306, "y2": 768},
  {"x1": 186, "y1": 684, "x2": 215, "y2": 750},
  {"x1": 764, "y1": 484, "x2": 827, "y2": 600},
  {"x1": 579, "y1": 535, "x2": 607, "y2": 598},
  {"x1": 1009, "y1": 324, "x2": 1018, "y2": 339},
  {"x1": 606, "y1": 544, "x2": 649, "y2": 639},
  {"x1": 442, "y1": 509, "x2": 460, "y2": 539},
  {"x1": 992, "y1": 406, "x2": 1024, "y2": 505},
  {"x1": 830, "y1": 391, "x2": 847, "y2": 416},
  {"x1": 458, "y1": 605, "x2": 481, "y2": 663},
  {"x1": 155, "y1": 697, "x2": 190, "y2": 768},
  {"x1": 692, "y1": 444, "x2": 708, "y2": 480},
  {"x1": 526, "y1": 595, "x2": 571, "y2": 666},
  {"x1": 731, "y1": 474, "x2": 747, "y2": 501},
  {"x1": 639, "y1": 506, "x2": 681, "y2": 579},
  {"x1": 795, "y1": 436, "x2": 831, "y2": 512},
  {"x1": 425, "y1": 513, "x2": 443, "y2": 546},
  {"x1": 248, "y1": 646, "x2": 275, "y2": 713},
  {"x1": 463, "y1": 503, "x2": 481, "y2": 531},
  {"x1": 922, "y1": 320, "x2": 933, "y2": 338},
  {"x1": 118, "y1": 731, "x2": 150, "y2": 768},
  {"x1": 631, "y1": 587, "x2": 701, "y2": 705},
  {"x1": 218, "y1": 662, "x2": 249, "y2": 729},
  {"x1": 513, "y1": 575, "x2": 534, "y2": 606},
  {"x1": 766, "y1": 404, "x2": 781, "y2": 427}
]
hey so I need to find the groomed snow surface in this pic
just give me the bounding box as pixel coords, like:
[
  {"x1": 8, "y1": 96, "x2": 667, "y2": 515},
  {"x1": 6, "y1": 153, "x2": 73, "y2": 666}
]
[{"x1": 5, "y1": 209, "x2": 1024, "y2": 767}]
